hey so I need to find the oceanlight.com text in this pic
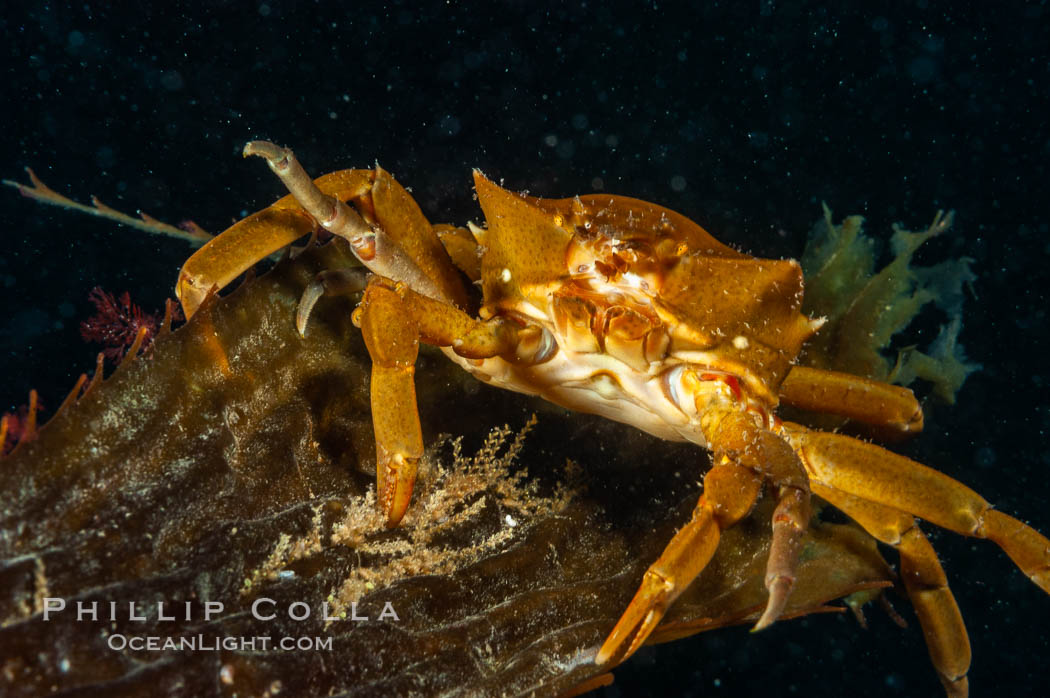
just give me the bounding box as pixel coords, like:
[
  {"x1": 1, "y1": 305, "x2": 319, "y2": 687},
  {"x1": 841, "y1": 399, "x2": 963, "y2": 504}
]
[{"x1": 107, "y1": 634, "x2": 333, "y2": 652}]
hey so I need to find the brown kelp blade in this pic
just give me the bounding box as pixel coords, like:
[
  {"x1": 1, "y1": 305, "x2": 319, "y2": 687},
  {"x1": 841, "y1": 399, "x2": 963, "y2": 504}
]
[{"x1": 0, "y1": 239, "x2": 891, "y2": 697}]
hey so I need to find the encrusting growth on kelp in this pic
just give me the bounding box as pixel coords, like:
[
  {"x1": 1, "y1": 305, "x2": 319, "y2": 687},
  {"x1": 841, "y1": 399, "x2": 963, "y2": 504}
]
[{"x1": 242, "y1": 416, "x2": 582, "y2": 621}]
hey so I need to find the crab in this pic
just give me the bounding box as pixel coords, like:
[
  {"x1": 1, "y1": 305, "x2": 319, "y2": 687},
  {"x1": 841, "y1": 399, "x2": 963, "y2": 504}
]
[{"x1": 176, "y1": 141, "x2": 1050, "y2": 697}]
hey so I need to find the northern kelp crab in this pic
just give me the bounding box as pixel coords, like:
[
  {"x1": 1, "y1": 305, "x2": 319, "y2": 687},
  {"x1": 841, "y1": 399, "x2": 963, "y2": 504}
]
[
  {"x1": 0, "y1": 217, "x2": 898, "y2": 696},
  {"x1": 169, "y1": 141, "x2": 1050, "y2": 696}
]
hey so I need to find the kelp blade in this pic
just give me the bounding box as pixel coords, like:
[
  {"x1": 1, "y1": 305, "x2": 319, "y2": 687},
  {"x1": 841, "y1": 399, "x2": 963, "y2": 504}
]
[{"x1": 0, "y1": 240, "x2": 891, "y2": 696}]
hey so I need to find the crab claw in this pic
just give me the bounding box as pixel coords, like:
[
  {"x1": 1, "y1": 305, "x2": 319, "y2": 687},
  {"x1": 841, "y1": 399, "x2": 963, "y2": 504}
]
[
  {"x1": 379, "y1": 452, "x2": 418, "y2": 527},
  {"x1": 596, "y1": 570, "x2": 676, "y2": 664},
  {"x1": 596, "y1": 502, "x2": 724, "y2": 665},
  {"x1": 597, "y1": 461, "x2": 764, "y2": 666}
]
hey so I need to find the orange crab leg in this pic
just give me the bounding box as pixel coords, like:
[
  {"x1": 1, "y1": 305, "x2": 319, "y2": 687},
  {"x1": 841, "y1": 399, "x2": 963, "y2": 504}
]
[
  {"x1": 434, "y1": 223, "x2": 482, "y2": 281},
  {"x1": 779, "y1": 365, "x2": 924, "y2": 433},
  {"x1": 596, "y1": 460, "x2": 762, "y2": 664},
  {"x1": 812, "y1": 484, "x2": 970, "y2": 697},
  {"x1": 598, "y1": 406, "x2": 812, "y2": 665},
  {"x1": 356, "y1": 276, "x2": 553, "y2": 525},
  {"x1": 242, "y1": 140, "x2": 469, "y2": 309},
  {"x1": 179, "y1": 141, "x2": 472, "y2": 320},
  {"x1": 701, "y1": 407, "x2": 812, "y2": 630},
  {"x1": 177, "y1": 168, "x2": 374, "y2": 318},
  {"x1": 357, "y1": 281, "x2": 425, "y2": 525},
  {"x1": 783, "y1": 422, "x2": 1050, "y2": 594}
]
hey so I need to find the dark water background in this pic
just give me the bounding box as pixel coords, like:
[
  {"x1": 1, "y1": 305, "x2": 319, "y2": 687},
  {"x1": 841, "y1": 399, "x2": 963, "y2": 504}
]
[{"x1": 2, "y1": 2, "x2": 1049, "y2": 696}]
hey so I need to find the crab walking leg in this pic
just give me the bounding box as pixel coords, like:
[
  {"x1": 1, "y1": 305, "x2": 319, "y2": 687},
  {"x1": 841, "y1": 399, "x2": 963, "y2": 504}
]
[
  {"x1": 357, "y1": 281, "x2": 425, "y2": 526},
  {"x1": 243, "y1": 140, "x2": 466, "y2": 309},
  {"x1": 755, "y1": 484, "x2": 810, "y2": 630},
  {"x1": 598, "y1": 408, "x2": 813, "y2": 664},
  {"x1": 595, "y1": 461, "x2": 763, "y2": 665},
  {"x1": 783, "y1": 422, "x2": 1050, "y2": 592},
  {"x1": 701, "y1": 407, "x2": 812, "y2": 629},
  {"x1": 812, "y1": 485, "x2": 970, "y2": 697},
  {"x1": 296, "y1": 268, "x2": 370, "y2": 336},
  {"x1": 356, "y1": 277, "x2": 554, "y2": 525},
  {"x1": 370, "y1": 277, "x2": 557, "y2": 366},
  {"x1": 778, "y1": 365, "x2": 925, "y2": 433},
  {"x1": 177, "y1": 169, "x2": 374, "y2": 318}
]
